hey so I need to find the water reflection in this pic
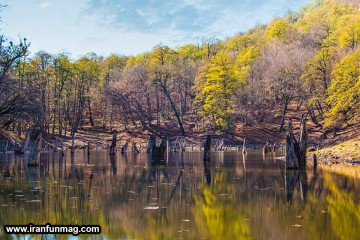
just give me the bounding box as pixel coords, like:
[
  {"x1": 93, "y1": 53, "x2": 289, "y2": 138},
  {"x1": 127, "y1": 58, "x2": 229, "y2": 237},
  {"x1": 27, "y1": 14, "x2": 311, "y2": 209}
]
[{"x1": 0, "y1": 151, "x2": 359, "y2": 239}]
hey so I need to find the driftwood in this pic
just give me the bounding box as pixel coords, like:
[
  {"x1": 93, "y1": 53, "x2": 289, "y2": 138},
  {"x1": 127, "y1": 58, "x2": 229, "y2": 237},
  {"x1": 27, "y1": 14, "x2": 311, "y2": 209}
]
[
  {"x1": 285, "y1": 117, "x2": 308, "y2": 170},
  {"x1": 121, "y1": 142, "x2": 128, "y2": 153},
  {"x1": 147, "y1": 134, "x2": 156, "y2": 153},
  {"x1": 109, "y1": 133, "x2": 117, "y2": 155},
  {"x1": 27, "y1": 130, "x2": 42, "y2": 167},
  {"x1": 151, "y1": 138, "x2": 167, "y2": 159},
  {"x1": 242, "y1": 138, "x2": 247, "y2": 154},
  {"x1": 203, "y1": 135, "x2": 211, "y2": 162}
]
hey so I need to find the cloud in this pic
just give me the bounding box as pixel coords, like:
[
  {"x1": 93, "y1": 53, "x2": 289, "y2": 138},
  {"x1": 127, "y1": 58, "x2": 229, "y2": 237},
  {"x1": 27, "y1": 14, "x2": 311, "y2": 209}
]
[
  {"x1": 85, "y1": 0, "x2": 310, "y2": 42},
  {"x1": 39, "y1": 2, "x2": 49, "y2": 8}
]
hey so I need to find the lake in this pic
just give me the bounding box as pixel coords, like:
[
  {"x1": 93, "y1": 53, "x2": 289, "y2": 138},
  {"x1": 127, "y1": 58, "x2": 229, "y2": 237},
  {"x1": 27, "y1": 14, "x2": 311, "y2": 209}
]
[{"x1": 0, "y1": 150, "x2": 359, "y2": 239}]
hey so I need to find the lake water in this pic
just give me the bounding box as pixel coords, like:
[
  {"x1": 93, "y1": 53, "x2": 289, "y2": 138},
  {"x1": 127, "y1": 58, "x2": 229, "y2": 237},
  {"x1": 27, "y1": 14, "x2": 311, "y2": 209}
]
[{"x1": 0, "y1": 150, "x2": 359, "y2": 239}]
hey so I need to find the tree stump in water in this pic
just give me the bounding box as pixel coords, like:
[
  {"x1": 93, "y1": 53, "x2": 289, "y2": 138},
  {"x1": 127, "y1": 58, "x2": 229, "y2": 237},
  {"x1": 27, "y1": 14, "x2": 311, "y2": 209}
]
[
  {"x1": 151, "y1": 139, "x2": 167, "y2": 159},
  {"x1": 121, "y1": 142, "x2": 128, "y2": 153},
  {"x1": 54, "y1": 137, "x2": 58, "y2": 152},
  {"x1": 203, "y1": 135, "x2": 211, "y2": 162},
  {"x1": 15, "y1": 130, "x2": 30, "y2": 154},
  {"x1": 60, "y1": 138, "x2": 65, "y2": 156},
  {"x1": 132, "y1": 142, "x2": 140, "y2": 153},
  {"x1": 87, "y1": 141, "x2": 91, "y2": 155},
  {"x1": 285, "y1": 116, "x2": 308, "y2": 170},
  {"x1": 109, "y1": 133, "x2": 117, "y2": 155},
  {"x1": 147, "y1": 134, "x2": 156, "y2": 153},
  {"x1": 242, "y1": 137, "x2": 247, "y2": 154},
  {"x1": 263, "y1": 141, "x2": 271, "y2": 155},
  {"x1": 27, "y1": 130, "x2": 42, "y2": 167}
]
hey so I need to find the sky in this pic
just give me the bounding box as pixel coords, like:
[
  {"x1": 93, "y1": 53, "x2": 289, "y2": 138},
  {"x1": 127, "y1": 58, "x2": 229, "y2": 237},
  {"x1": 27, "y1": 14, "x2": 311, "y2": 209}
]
[{"x1": 1, "y1": 0, "x2": 310, "y2": 58}]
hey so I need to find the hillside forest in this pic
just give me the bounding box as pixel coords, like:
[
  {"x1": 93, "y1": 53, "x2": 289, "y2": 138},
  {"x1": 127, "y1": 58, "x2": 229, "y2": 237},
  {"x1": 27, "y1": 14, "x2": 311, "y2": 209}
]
[{"x1": 1, "y1": 0, "x2": 360, "y2": 144}]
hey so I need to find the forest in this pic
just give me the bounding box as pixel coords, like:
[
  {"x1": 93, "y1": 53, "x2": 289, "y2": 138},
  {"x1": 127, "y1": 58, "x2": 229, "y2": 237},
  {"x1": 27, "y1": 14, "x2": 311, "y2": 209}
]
[{"x1": 1, "y1": 0, "x2": 360, "y2": 145}]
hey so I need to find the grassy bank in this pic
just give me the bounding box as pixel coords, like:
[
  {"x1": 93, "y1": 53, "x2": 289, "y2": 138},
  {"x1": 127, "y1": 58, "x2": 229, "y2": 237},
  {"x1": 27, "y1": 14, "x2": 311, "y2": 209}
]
[{"x1": 309, "y1": 140, "x2": 360, "y2": 165}]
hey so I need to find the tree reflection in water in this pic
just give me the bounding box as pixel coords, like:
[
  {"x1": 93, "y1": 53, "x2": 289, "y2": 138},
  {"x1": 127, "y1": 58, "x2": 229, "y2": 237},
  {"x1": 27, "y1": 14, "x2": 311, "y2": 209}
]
[{"x1": 0, "y1": 151, "x2": 358, "y2": 239}]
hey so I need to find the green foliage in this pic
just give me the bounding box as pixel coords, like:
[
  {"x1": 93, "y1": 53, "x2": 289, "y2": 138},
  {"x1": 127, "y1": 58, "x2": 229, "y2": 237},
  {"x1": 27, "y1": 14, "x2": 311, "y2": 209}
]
[
  {"x1": 325, "y1": 48, "x2": 360, "y2": 128},
  {"x1": 200, "y1": 51, "x2": 238, "y2": 131},
  {"x1": 177, "y1": 44, "x2": 205, "y2": 60},
  {"x1": 338, "y1": 14, "x2": 360, "y2": 49}
]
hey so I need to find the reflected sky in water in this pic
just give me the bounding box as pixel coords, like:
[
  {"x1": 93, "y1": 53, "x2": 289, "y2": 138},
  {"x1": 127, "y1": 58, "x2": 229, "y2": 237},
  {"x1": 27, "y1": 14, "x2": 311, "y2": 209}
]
[{"x1": 0, "y1": 150, "x2": 359, "y2": 239}]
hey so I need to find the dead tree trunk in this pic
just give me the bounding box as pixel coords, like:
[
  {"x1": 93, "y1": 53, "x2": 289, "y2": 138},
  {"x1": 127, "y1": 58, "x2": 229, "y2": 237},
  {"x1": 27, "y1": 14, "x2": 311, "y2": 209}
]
[
  {"x1": 27, "y1": 130, "x2": 42, "y2": 166},
  {"x1": 54, "y1": 137, "x2": 58, "y2": 152},
  {"x1": 15, "y1": 130, "x2": 31, "y2": 154},
  {"x1": 242, "y1": 138, "x2": 247, "y2": 154},
  {"x1": 313, "y1": 154, "x2": 317, "y2": 173},
  {"x1": 203, "y1": 135, "x2": 211, "y2": 162},
  {"x1": 285, "y1": 117, "x2": 308, "y2": 170},
  {"x1": 87, "y1": 141, "x2": 90, "y2": 155},
  {"x1": 71, "y1": 133, "x2": 76, "y2": 154},
  {"x1": 151, "y1": 139, "x2": 167, "y2": 159},
  {"x1": 109, "y1": 133, "x2": 117, "y2": 155},
  {"x1": 121, "y1": 142, "x2": 128, "y2": 153},
  {"x1": 60, "y1": 138, "x2": 64, "y2": 156},
  {"x1": 263, "y1": 141, "x2": 271, "y2": 155},
  {"x1": 4, "y1": 140, "x2": 9, "y2": 153},
  {"x1": 132, "y1": 142, "x2": 140, "y2": 153},
  {"x1": 147, "y1": 134, "x2": 156, "y2": 153}
]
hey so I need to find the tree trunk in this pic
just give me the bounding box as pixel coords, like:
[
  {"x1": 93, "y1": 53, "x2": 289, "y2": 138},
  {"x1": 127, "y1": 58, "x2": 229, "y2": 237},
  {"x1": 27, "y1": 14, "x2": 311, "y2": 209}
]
[
  {"x1": 161, "y1": 85, "x2": 185, "y2": 136},
  {"x1": 71, "y1": 133, "x2": 75, "y2": 153},
  {"x1": 54, "y1": 137, "x2": 58, "y2": 152},
  {"x1": 151, "y1": 139, "x2": 167, "y2": 159},
  {"x1": 15, "y1": 130, "x2": 30, "y2": 154},
  {"x1": 279, "y1": 99, "x2": 289, "y2": 132},
  {"x1": 242, "y1": 137, "x2": 247, "y2": 154},
  {"x1": 285, "y1": 116, "x2": 308, "y2": 170},
  {"x1": 88, "y1": 97, "x2": 94, "y2": 126},
  {"x1": 147, "y1": 134, "x2": 156, "y2": 153},
  {"x1": 203, "y1": 135, "x2": 211, "y2": 162},
  {"x1": 121, "y1": 142, "x2": 128, "y2": 153},
  {"x1": 109, "y1": 133, "x2": 117, "y2": 155},
  {"x1": 27, "y1": 130, "x2": 42, "y2": 166}
]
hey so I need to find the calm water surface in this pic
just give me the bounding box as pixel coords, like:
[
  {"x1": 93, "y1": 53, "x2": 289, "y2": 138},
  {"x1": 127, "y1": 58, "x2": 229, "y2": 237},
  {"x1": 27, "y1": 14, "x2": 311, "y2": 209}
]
[{"x1": 0, "y1": 150, "x2": 359, "y2": 239}]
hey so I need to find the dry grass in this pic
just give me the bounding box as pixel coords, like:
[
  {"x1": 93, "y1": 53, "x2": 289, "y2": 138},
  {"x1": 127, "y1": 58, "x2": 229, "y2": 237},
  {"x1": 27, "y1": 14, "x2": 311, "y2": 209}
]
[{"x1": 311, "y1": 139, "x2": 360, "y2": 165}]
